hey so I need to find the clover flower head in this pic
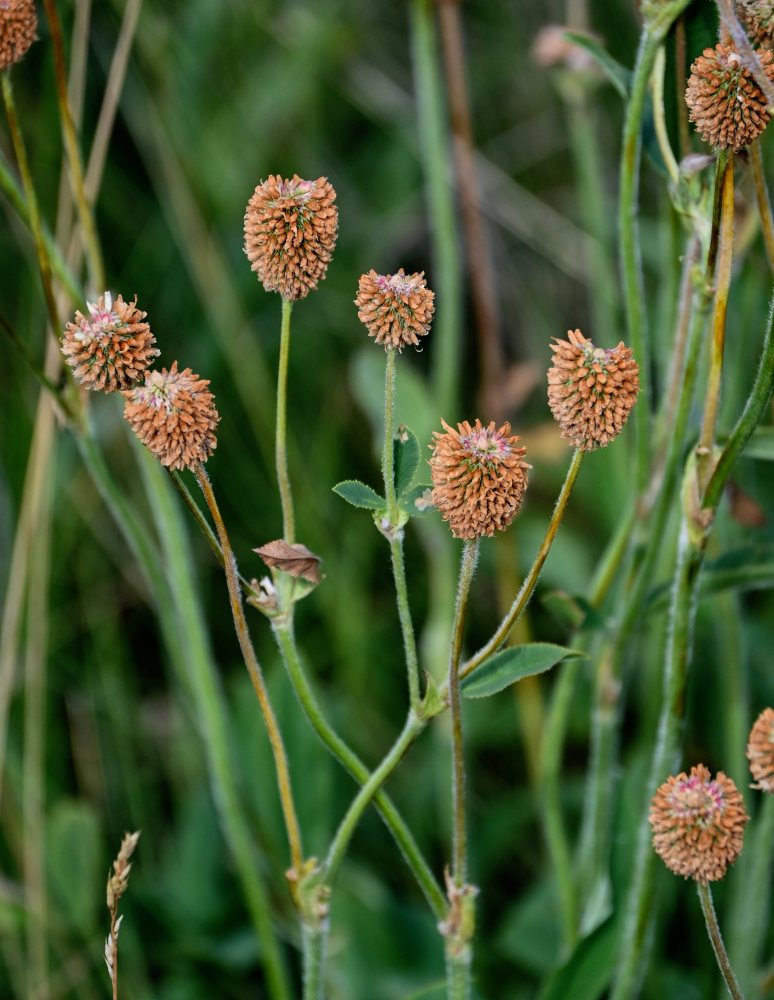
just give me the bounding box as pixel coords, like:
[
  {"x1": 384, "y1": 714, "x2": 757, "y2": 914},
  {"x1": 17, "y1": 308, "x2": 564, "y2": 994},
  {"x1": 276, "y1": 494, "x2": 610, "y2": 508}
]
[
  {"x1": 429, "y1": 418, "x2": 530, "y2": 539},
  {"x1": 355, "y1": 268, "x2": 435, "y2": 351},
  {"x1": 61, "y1": 292, "x2": 159, "y2": 393},
  {"x1": 243, "y1": 174, "x2": 338, "y2": 301},
  {"x1": 685, "y1": 44, "x2": 774, "y2": 151},
  {"x1": 650, "y1": 764, "x2": 749, "y2": 883},
  {"x1": 122, "y1": 362, "x2": 219, "y2": 471},
  {"x1": 547, "y1": 329, "x2": 639, "y2": 451}
]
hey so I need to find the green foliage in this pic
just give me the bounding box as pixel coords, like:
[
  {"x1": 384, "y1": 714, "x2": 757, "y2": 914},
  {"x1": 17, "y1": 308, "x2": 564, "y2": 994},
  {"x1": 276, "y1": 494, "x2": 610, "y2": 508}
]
[
  {"x1": 461, "y1": 644, "x2": 587, "y2": 699},
  {"x1": 4, "y1": 1, "x2": 774, "y2": 999},
  {"x1": 333, "y1": 479, "x2": 386, "y2": 510}
]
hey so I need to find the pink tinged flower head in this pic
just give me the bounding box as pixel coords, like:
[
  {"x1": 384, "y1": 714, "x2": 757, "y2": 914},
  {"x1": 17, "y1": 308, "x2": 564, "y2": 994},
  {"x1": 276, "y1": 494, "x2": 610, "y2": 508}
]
[
  {"x1": 747, "y1": 707, "x2": 774, "y2": 792},
  {"x1": 547, "y1": 328, "x2": 640, "y2": 451},
  {"x1": 122, "y1": 362, "x2": 219, "y2": 471},
  {"x1": 0, "y1": 0, "x2": 37, "y2": 70},
  {"x1": 243, "y1": 174, "x2": 338, "y2": 301},
  {"x1": 429, "y1": 419, "x2": 530, "y2": 539},
  {"x1": 355, "y1": 268, "x2": 435, "y2": 351},
  {"x1": 649, "y1": 764, "x2": 749, "y2": 883},
  {"x1": 61, "y1": 293, "x2": 159, "y2": 393}
]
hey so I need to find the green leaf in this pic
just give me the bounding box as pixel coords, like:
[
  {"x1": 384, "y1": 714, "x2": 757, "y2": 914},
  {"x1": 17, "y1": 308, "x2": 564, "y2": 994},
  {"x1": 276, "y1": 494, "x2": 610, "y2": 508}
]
[
  {"x1": 461, "y1": 643, "x2": 586, "y2": 699},
  {"x1": 742, "y1": 425, "x2": 774, "y2": 461},
  {"x1": 394, "y1": 425, "x2": 421, "y2": 496},
  {"x1": 398, "y1": 483, "x2": 435, "y2": 518},
  {"x1": 538, "y1": 917, "x2": 620, "y2": 1000},
  {"x1": 333, "y1": 480, "x2": 386, "y2": 511},
  {"x1": 562, "y1": 31, "x2": 630, "y2": 99}
]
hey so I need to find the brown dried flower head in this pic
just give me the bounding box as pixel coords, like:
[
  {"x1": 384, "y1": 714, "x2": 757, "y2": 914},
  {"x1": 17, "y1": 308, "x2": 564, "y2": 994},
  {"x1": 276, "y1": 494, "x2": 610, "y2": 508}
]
[
  {"x1": 430, "y1": 419, "x2": 530, "y2": 539},
  {"x1": 649, "y1": 764, "x2": 749, "y2": 883},
  {"x1": 685, "y1": 44, "x2": 774, "y2": 151},
  {"x1": 736, "y1": 0, "x2": 774, "y2": 48},
  {"x1": 0, "y1": 0, "x2": 37, "y2": 71},
  {"x1": 61, "y1": 292, "x2": 159, "y2": 393},
  {"x1": 243, "y1": 174, "x2": 338, "y2": 301},
  {"x1": 747, "y1": 707, "x2": 774, "y2": 791},
  {"x1": 355, "y1": 269, "x2": 435, "y2": 351},
  {"x1": 547, "y1": 329, "x2": 640, "y2": 451},
  {"x1": 122, "y1": 362, "x2": 219, "y2": 471}
]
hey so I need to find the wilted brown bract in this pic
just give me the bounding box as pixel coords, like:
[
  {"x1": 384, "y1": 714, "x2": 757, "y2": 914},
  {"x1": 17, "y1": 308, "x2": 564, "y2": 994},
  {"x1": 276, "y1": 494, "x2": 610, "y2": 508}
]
[{"x1": 254, "y1": 540, "x2": 322, "y2": 583}]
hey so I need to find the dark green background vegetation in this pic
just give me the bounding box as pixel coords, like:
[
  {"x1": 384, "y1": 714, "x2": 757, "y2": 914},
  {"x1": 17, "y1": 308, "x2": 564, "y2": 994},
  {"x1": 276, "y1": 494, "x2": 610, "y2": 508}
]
[{"x1": 3, "y1": 1, "x2": 774, "y2": 997}]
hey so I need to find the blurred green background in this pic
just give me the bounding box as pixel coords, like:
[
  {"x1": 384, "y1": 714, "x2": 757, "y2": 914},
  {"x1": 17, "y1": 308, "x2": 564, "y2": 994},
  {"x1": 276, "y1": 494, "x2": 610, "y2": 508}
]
[{"x1": 4, "y1": 1, "x2": 774, "y2": 998}]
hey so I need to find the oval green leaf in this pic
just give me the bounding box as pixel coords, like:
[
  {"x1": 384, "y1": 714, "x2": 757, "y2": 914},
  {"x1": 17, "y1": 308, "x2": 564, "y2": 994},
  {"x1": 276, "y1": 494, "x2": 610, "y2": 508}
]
[
  {"x1": 394, "y1": 426, "x2": 421, "y2": 496},
  {"x1": 461, "y1": 643, "x2": 586, "y2": 699},
  {"x1": 333, "y1": 480, "x2": 386, "y2": 511}
]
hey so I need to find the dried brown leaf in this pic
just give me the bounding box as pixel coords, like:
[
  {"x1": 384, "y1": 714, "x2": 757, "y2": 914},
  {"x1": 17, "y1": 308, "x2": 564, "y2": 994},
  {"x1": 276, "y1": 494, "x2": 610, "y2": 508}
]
[{"x1": 254, "y1": 540, "x2": 322, "y2": 583}]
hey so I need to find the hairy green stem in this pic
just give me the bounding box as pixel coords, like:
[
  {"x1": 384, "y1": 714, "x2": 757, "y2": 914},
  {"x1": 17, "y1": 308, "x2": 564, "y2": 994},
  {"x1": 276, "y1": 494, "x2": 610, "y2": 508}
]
[
  {"x1": 703, "y1": 288, "x2": 774, "y2": 510},
  {"x1": 321, "y1": 710, "x2": 426, "y2": 883},
  {"x1": 195, "y1": 464, "x2": 304, "y2": 876},
  {"x1": 277, "y1": 297, "x2": 296, "y2": 543},
  {"x1": 450, "y1": 539, "x2": 478, "y2": 886},
  {"x1": 446, "y1": 951, "x2": 470, "y2": 1000},
  {"x1": 650, "y1": 46, "x2": 679, "y2": 186},
  {"x1": 271, "y1": 621, "x2": 445, "y2": 916},
  {"x1": 578, "y1": 228, "x2": 712, "y2": 915},
  {"x1": 697, "y1": 881, "x2": 745, "y2": 1000},
  {"x1": 168, "y1": 469, "x2": 445, "y2": 914},
  {"x1": 619, "y1": 0, "x2": 692, "y2": 491},
  {"x1": 461, "y1": 448, "x2": 584, "y2": 679},
  {"x1": 390, "y1": 534, "x2": 422, "y2": 713},
  {"x1": 382, "y1": 349, "x2": 422, "y2": 709},
  {"x1": 383, "y1": 348, "x2": 399, "y2": 523},
  {"x1": 697, "y1": 156, "x2": 734, "y2": 493},
  {"x1": 301, "y1": 920, "x2": 328, "y2": 1000},
  {"x1": 138, "y1": 451, "x2": 292, "y2": 1000}
]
